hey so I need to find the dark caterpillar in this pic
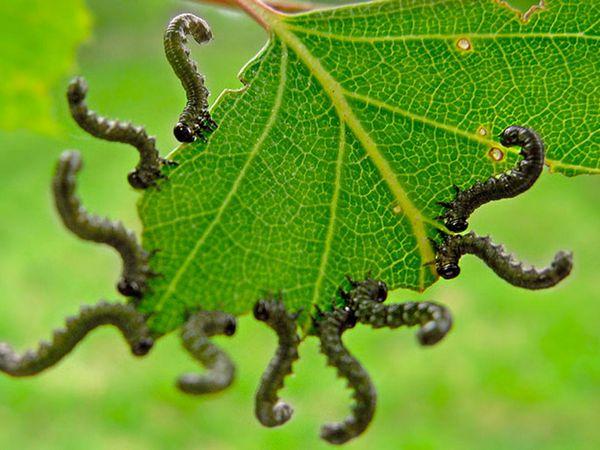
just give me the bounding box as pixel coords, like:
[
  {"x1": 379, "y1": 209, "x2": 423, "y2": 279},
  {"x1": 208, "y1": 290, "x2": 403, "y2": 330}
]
[
  {"x1": 253, "y1": 298, "x2": 300, "y2": 427},
  {"x1": 164, "y1": 13, "x2": 217, "y2": 143},
  {"x1": 67, "y1": 76, "x2": 174, "y2": 189},
  {"x1": 342, "y1": 278, "x2": 452, "y2": 346},
  {"x1": 0, "y1": 301, "x2": 153, "y2": 377},
  {"x1": 314, "y1": 306, "x2": 375, "y2": 445},
  {"x1": 435, "y1": 231, "x2": 573, "y2": 289},
  {"x1": 53, "y1": 151, "x2": 154, "y2": 298},
  {"x1": 313, "y1": 277, "x2": 453, "y2": 444},
  {"x1": 177, "y1": 311, "x2": 237, "y2": 395},
  {"x1": 439, "y1": 126, "x2": 545, "y2": 232}
]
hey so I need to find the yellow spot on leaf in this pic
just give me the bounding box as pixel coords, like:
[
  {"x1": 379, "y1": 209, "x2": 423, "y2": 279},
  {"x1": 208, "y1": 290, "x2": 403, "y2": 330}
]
[
  {"x1": 456, "y1": 38, "x2": 472, "y2": 51},
  {"x1": 488, "y1": 147, "x2": 505, "y2": 162}
]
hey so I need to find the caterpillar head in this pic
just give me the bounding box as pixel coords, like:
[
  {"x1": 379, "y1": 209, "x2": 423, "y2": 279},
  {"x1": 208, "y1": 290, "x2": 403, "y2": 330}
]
[
  {"x1": 437, "y1": 263, "x2": 460, "y2": 279},
  {"x1": 253, "y1": 300, "x2": 270, "y2": 322},
  {"x1": 500, "y1": 125, "x2": 524, "y2": 147},
  {"x1": 445, "y1": 216, "x2": 468, "y2": 233},
  {"x1": 174, "y1": 122, "x2": 196, "y2": 143},
  {"x1": 117, "y1": 278, "x2": 144, "y2": 299},
  {"x1": 351, "y1": 278, "x2": 388, "y2": 304},
  {"x1": 223, "y1": 316, "x2": 237, "y2": 336},
  {"x1": 131, "y1": 338, "x2": 154, "y2": 356}
]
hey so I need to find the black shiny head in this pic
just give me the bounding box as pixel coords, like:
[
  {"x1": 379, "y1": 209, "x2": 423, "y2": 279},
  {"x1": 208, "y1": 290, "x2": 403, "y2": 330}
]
[
  {"x1": 253, "y1": 300, "x2": 269, "y2": 321},
  {"x1": 358, "y1": 278, "x2": 388, "y2": 303},
  {"x1": 500, "y1": 125, "x2": 521, "y2": 146},
  {"x1": 117, "y1": 279, "x2": 143, "y2": 299},
  {"x1": 374, "y1": 281, "x2": 388, "y2": 302},
  {"x1": 132, "y1": 338, "x2": 154, "y2": 356},
  {"x1": 342, "y1": 306, "x2": 357, "y2": 329},
  {"x1": 174, "y1": 122, "x2": 195, "y2": 143},
  {"x1": 437, "y1": 264, "x2": 460, "y2": 279},
  {"x1": 127, "y1": 170, "x2": 147, "y2": 190},
  {"x1": 446, "y1": 218, "x2": 468, "y2": 233},
  {"x1": 223, "y1": 317, "x2": 237, "y2": 336}
]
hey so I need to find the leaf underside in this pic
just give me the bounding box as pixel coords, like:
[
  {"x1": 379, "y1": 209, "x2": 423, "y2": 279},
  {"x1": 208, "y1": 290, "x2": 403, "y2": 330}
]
[{"x1": 139, "y1": 0, "x2": 599, "y2": 334}]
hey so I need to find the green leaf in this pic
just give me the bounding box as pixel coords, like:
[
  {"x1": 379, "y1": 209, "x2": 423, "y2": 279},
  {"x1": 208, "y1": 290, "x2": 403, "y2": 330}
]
[
  {"x1": 139, "y1": 0, "x2": 599, "y2": 334},
  {"x1": 0, "y1": 0, "x2": 91, "y2": 135}
]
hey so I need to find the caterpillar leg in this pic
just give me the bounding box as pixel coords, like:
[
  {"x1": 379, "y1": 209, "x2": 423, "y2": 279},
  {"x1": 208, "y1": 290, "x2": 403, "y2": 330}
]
[
  {"x1": 67, "y1": 76, "x2": 173, "y2": 189},
  {"x1": 53, "y1": 151, "x2": 154, "y2": 299},
  {"x1": 436, "y1": 231, "x2": 573, "y2": 289},
  {"x1": 164, "y1": 14, "x2": 217, "y2": 143},
  {"x1": 439, "y1": 126, "x2": 544, "y2": 232},
  {"x1": 177, "y1": 311, "x2": 236, "y2": 395},
  {"x1": 253, "y1": 298, "x2": 300, "y2": 427},
  {"x1": 344, "y1": 278, "x2": 452, "y2": 346},
  {"x1": 314, "y1": 307, "x2": 375, "y2": 445},
  {"x1": 0, "y1": 301, "x2": 153, "y2": 377}
]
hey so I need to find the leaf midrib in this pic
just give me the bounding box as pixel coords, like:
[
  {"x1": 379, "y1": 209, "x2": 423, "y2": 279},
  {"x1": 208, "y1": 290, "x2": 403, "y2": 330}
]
[
  {"x1": 283, "y1": 25, "x2": 599, "y2": 43},
  {"x1": 272, "y1": 21, "x2": 437, "y2": 288}
]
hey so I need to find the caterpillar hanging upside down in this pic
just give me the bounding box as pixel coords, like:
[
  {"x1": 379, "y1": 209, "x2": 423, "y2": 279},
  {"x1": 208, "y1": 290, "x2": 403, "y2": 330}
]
[
  {"x1": 433, "y1": 125, "x2": 573, "y2": 290},
  {"x1": 0, "y1": 9, "x2": 578, "y2": 448}
]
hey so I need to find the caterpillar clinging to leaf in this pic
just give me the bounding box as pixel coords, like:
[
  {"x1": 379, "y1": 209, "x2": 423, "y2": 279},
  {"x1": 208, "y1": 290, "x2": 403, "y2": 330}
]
[
  {"x1": 439, "y1": 126, "x2": 545, "y2": 232},
  {"x1": 53, "y1": 151, "x2": 155, "y2": 298},
  {"x1": 435, "y1": 231, "x2": 573, "y2": 289},
  {"x1": 313, "y1": 278, "x2": 453, "y2": 444},
  {"x1": 67, "y1": 77, "x2": 175, "y2": 189},
  {"x1": 164, "y1": 13, "x2": 218, "y2": 143},
  {"x1": 1, "y1": 3, "x2": 585, "y2": 446},
  {"x1": 253, "y1": 298, "x2": 301, "y2": 427}
]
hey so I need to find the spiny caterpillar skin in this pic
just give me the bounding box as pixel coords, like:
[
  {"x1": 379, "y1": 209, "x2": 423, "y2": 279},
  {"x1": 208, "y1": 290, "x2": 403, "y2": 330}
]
[
  {"x1": 177, "y1": 311, "x2": 237, "y2": 395},
  {"x1": 314, "y1": 306, "x2": 376, "y2": 445},
  {"x1": 435, "y1": 231, "x2": 573, "y2": 289},
  {"x1": 312, "y1": 278, "x2": 453, "y2": 444},
  {"x1": 343, "y1": 278, "x2": 452, "y2": 346},
  {"x1": 67, "y1": 77, "x2": 174, "y2": 189},
  {"x1": 53, "y1": 151, "x2": 154, "y2": 299},
  {"x1": 439, "y1": 126, "x2": 545, "y2": 232},
  {"x1": 164, "y1": 13, "x2": 218, "y2": 143},
  {"x1": 0, "y1": 301, "x2": 153, "y2": 377},
  {"x1": 253, "y1": 298, "x2": 301, "y2": 427}
]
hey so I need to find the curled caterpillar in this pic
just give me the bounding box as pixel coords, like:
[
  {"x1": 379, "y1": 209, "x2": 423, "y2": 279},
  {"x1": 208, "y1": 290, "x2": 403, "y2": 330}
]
[
  {"x1": 435, "y1": 231, "x2": 573, "y2": 289},
  {"x1": 439, "y1": 126, "x2": 545, "y2": 232},
  {"x1": 67, "y1": 76, "x2": 174, "y2": 189},
  {"x1": 342, "y1": 278, "x2": 452, "y2": 346},
  {"x1": 253, "y1": 298, "x2": 300, "y2": 427},
  {"x1": 314, "y1": 306, "x2": 375, "y2": 445},
  {"x1": 177, "y1": 311, "x2": 237, "y2": 395},
  {"x1": 53, "y1": 151, "x2": 154, "y2": 298},
  {"x1": 164, "y1": 14, "x2": 217, "y2": 143},
  {"x1": 0, "y1": 301, "x2": 153, "y2": 377}
]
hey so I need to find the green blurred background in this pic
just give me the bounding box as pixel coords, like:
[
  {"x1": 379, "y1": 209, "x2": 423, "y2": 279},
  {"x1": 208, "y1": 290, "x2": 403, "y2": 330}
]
[{"x1": 0, "y1": 0, "x2": 598, "y2": 448}]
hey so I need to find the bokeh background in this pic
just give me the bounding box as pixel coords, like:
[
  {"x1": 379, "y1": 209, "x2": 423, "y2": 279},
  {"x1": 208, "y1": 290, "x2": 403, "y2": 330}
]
[{"x1": 0, "y1": 0, "x2": 598, "y2": 448}]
